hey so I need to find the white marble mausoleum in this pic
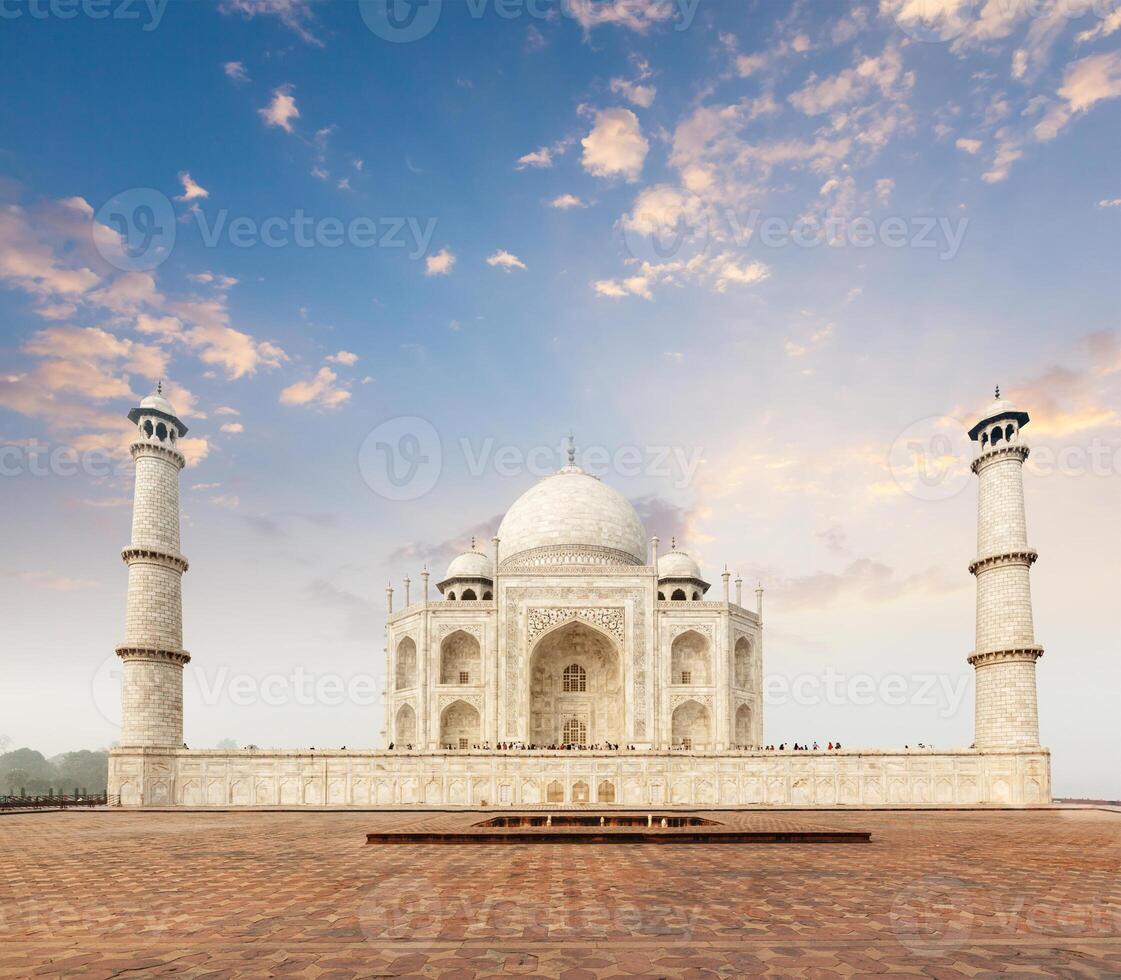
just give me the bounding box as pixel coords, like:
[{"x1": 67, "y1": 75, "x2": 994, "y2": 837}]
[{"x1": 108, "y1": 390, "x2": 1051, "y2": 808}]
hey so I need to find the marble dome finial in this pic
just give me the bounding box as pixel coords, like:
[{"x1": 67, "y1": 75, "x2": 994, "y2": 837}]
[{"x1": 566, "y1": 432, "x2": 576, "y2": 466}]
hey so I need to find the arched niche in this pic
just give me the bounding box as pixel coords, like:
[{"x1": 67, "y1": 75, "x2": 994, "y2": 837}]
[
  {"x1": 395, "y1": 636, "x2": 417, "y2": 690},
  {"x1": 671, "y1": 699, "x2": 712, "y2": 750},
  {"x1": 734, "y1": 636, "x2": 752, "y2": 688},
  {"x1": 671, "y1": 629, "x2": 711, "y2": 685},
  {"x1": 734, "y1": 703, "x2": 752, "y2": 746},
  {"x1": 440, "y1": 699, "x2": 480, "y2": 749},
  {"x1": 395, "y1": 703, "x2": 417, "y2": 745},
  {"x1": 440, "y1": 629, "x2": 481, "y2": 685}
]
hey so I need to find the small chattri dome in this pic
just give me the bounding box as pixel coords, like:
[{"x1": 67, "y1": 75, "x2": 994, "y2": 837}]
[
  {"x1": 128, "y1": 381, "x2": 189, "y2": 435},
  {"x1": 968, "y1": 387, "x2": 1030, "y2": 441},
  {"x1": 140, "y1": 389, "x2": 177, "y2": 417},
  {"x1": 444, "y1": 549, "x2": 492, "y2": 581},
  {"x1": 657, "y1": 550, "x2": 702, "y2": 581}
]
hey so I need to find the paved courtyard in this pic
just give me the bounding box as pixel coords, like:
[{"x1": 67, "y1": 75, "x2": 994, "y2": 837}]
[{"x1": 1, "y1": 808, "x2": 1119, "y2": 977}]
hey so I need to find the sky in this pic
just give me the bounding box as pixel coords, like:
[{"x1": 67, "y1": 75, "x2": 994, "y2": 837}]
[{"x1": 0, "y1": 0, "x2": 1118, "y2": 798}]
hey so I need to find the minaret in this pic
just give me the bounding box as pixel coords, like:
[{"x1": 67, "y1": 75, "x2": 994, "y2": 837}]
[
  {"x1": 967, "y1": 388, "x2": 1043, "y2": 748},
  {"x1": 117, "y1": 383, "x2": 191, "y2": 747}
]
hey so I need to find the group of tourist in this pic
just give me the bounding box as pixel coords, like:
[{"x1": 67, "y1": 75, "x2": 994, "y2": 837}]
[
  {"x1": 384, "y1": 741, "x2": 863, "y2": 752},
  {"x1": 758, "y1": 741, "x2": 843, "y2": 751}
]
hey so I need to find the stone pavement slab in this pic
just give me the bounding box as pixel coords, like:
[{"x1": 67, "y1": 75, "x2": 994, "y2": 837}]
[{"x1": 1, "y1": 809, "x2": 1118, "y2": 977}]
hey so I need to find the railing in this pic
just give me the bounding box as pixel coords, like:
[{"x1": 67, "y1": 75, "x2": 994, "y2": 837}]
[{"x1": 0, "y1": 793, "x2": 117, "y2": 810}]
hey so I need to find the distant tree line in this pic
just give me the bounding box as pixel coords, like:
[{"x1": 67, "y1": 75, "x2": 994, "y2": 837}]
[{"x1": 0, "y1": 748, "x2": 109, "y2": 796}]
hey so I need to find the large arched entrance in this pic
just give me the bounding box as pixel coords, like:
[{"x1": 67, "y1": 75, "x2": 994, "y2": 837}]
[{"x1": 528, "y1": 620, "x2": 623, "y2": 746}]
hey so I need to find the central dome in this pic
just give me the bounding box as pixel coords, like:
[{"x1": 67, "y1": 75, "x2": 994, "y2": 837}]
[{"x1": 496, "y1": 464, "x2": 647, "y2": 567}]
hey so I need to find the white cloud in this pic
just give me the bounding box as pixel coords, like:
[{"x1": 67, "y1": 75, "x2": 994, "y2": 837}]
[
  {"x1": 785, "y1": 323, "x2": 834, "y2": 358},
  {"x1": 424, "y1": 248, "x2": 456, "y2": 277},
  {"x1": 220, "y1": 422, "x2": 244, "y2": 434},
  {"x1": 1077, "y1": 7, "x2": 1121, "y2": 43},
  {"x1": 548, "y1": 193, "x2": 586, "y2": 209},
  {"x1": 259, "y1": 84, "x2": 300, "y2": 134},
  {"x1": 218, "y1": 0, "x2": 322, "y2": 45},
  {"x1": 610, "y1": 77, "x2": 656, "y2": 108},
  {"x1": 581, "y1": 107, "x2": 649, "y2": 182},
  {"x1": 1059, "y1": 50, "x2": 1121, "y2": 113},
  {"x1": 565, "y1": 0, "x2": 676, "y2": 32},
  {"x1": 175, "y1": 171, "x2": 209, "y2": 202},
  {"x1": 982, "y1": 129, "x2": 1024, "y2": 183},
  {"x1": 223, "y1": 60, "x2": 249, "y2": 82},
  {"x1": 516, "y1": 147, "x2": 554, "y2": 169},
  {"x1": 1033, "y1": 52, "x2": 1121, "y2": 144},
  {"x1": 710, "y1": 255, "x2": 771, "y2": 292},
  {"x1": 735, "y1": 53, "x2": 768, "y2": 77},
  {"x1": 1098, "y1": 198, "x2": 1121, "y2": 208},
  {"x1": 789, "y1": 43, "x2": 910, "y2": 115},
  {"x1": 593, "y1": 252, "x2": 772, "y2": 300},
  {"x1": 215, "y1": 405, "x2": 240, "y2": 416},
  {"x1": 279, "y1": 366, "x2": 350, "y2": 409},
  {"x1": 326, "y1": 350, "x2": 359, "y2": 366},
  {"x1": 955, "y1": 137, "x2": 983, "y2": 154},
  {"x1": 485, "y1": 250, "x2": 527, "y2": 272}
]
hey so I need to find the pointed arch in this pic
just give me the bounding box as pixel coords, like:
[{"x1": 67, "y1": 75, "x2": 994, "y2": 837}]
[
  {"x1": 528, "y1": 619, "x2": 622, "y2": 746},
  {"x1": 395, "y1": 703, "x2": 417, "y2": 745},
  {"x1": 439, "y1": 699, "x2": 480, "y2": 749},
  {"x1": 672, "y1": 699, "x2": 712, "y2": 750},
  {"x1": 440, "y1": 629, "x2": 481, "y2": 685},
  {"x1": 734, "y1": 702, "x2": 752, "y2": 746},
  {"x1": 671, "y1": 629, "x2": 711, "y2": 685},
  {"x1": 395, "y1": 636, "x2": 417, "y2": 690},
  {"x1": 734, "y1": 636, "x2": 752, "y2": 688}
]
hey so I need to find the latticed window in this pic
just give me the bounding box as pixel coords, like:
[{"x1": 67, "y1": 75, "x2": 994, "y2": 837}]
[
  {"x1": 458, "y1": 737, "x2": 468, "y2": 750},
  {"x1": 563, "y1": 718, "x2": 587, "y2": 746},
  {"x1": 459, "y1": 671, "x2": 470, "y2": 685},
  {"x1": 680, "y1": 737, "x2": 692, "y2": 750},
  {"x1": 562, "y1": 663, "x2": 586, "y2": 692},
  {"x1": 680, "y1": 671, "x2": 691, "y2": 684}
]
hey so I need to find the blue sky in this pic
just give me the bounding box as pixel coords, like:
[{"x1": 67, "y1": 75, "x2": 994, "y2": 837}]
[{"x1": 0, "y1": 0, "x2": 1118, "y2": 796}]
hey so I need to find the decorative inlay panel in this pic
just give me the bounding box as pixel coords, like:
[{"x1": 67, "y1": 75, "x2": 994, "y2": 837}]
[
  {"x1": 669, "y1": 623, "x2": 713, "y2": 641},
  {"x1": 437, "y1": 623, "x2": 483, "y2": 641},
  {"x1": 438, "y1": 693, "x2": 483, "y2": 712},
  {"x1": 669, "y1": 693, "x2": 713, "y2": 710},
  {"x1": 501, "y1": 545, "x2": 643, "y2": 568},
  {"x1": 527, "y1": 607, "x2": 625, "y2": 645}
]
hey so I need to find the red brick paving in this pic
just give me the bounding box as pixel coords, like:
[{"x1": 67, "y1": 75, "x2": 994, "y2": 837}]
[{"x1": 0, "y1": 808, "x2": 1118, "y2": 977}]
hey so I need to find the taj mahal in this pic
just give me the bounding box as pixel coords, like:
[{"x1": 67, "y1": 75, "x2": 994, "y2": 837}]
[{"x1": 108, "y1": 389, "x2": 1051, "y2": 808}]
